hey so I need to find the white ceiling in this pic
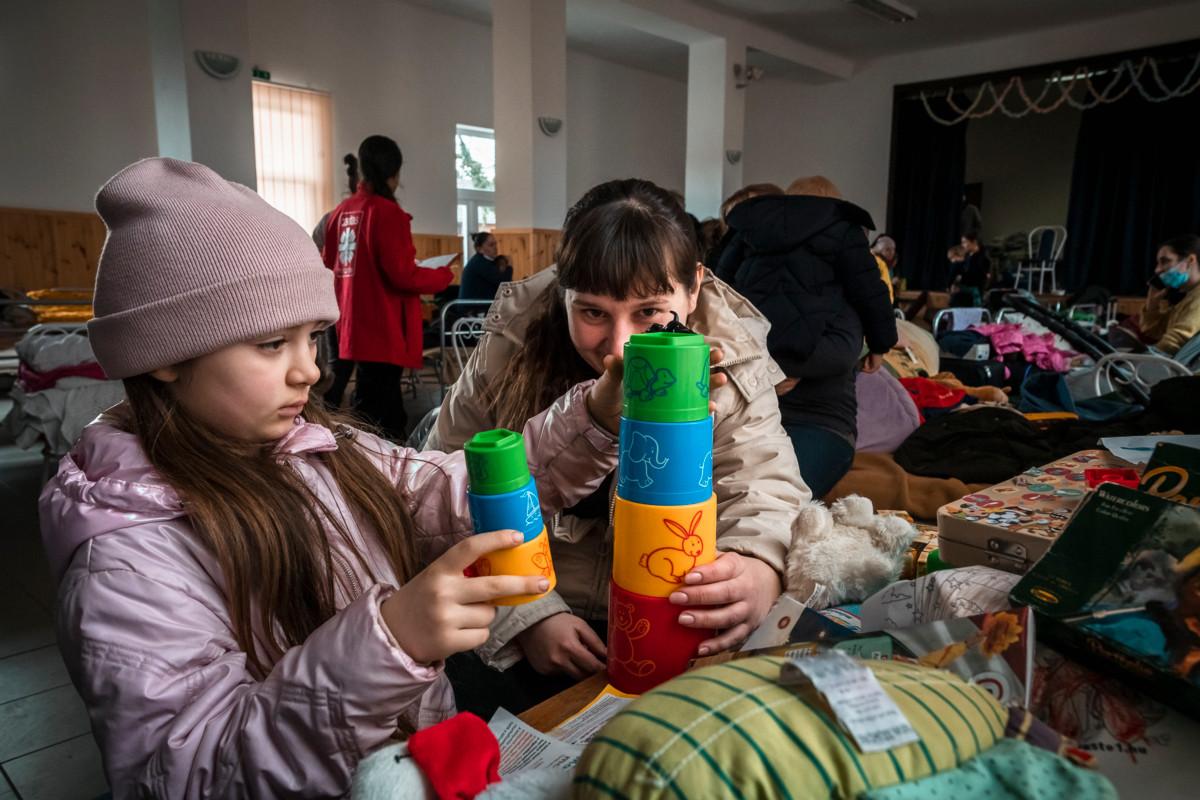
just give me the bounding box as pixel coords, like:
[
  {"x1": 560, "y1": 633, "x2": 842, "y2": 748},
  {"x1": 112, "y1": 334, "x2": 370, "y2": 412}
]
[
  {"x1": 694, "y1": 0, "x2": 1189, "y2": 61},
  {"x1": 404, "y1": 0, "x2": 1193, "y2": 82}
]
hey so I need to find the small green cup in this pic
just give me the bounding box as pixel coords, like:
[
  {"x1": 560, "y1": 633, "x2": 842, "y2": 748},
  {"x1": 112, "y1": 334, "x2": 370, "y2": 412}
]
[
  {"x1": 622, "y1": 332, "x2": 710, "y2": 423},
  {"x1": 464, "y1": 429, "x2": 530, "y2": 495}
]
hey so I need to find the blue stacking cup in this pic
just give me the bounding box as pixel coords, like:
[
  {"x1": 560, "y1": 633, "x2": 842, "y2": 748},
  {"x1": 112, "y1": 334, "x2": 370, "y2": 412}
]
[
  {"x1": 467, "y1": 477, "x2": 545, "y2": 542},
  {"x1": 617, "y1": 416, "x2": 713, "y2": 506}
]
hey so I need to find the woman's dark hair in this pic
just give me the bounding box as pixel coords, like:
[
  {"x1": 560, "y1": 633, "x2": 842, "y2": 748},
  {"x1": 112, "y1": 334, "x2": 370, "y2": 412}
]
[
  {"x1": 342, "y1": 154, "x2": 359, "y2": 194},
  {"x1": 356, "y1": 135, "x2": 402, "y2": 201},
  {"x1": 557, "y1": 179, "x2": 700, "y2": 299},
  {"x1": 1161, "y1": 234, "x2": 1200, "y2": 262},
  {"x1": 488, "y1": 179, "x2": 701, "y2": 428},
  {"x1": 472, "y1": 231, "x2": 492, "y2": 250}
]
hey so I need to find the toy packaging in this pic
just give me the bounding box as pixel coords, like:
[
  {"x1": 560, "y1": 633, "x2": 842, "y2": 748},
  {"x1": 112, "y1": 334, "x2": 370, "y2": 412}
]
[
  {"x1": 699, "y1": 605, "x2": 1034, "y2": 708},
  {"x1": 938, "y1": 449, "x2": 1131, "y2": 573},
  {"x1": 1012, "y1": 482, "x2": 1200, "y2": 720}
]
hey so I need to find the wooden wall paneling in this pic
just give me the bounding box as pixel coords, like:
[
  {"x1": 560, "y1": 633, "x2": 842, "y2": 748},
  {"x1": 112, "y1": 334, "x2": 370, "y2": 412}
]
[
  {"x1": 491, "y1": 228, "x2": 562, "y2": 281},
  {"x1": 413, "y1": 233, "x2": 464, "y2": 284},
  {"x1": 531, "y1": 228, "x2": 561, "y2": 275},
  {"x1": 51, "y1": 213, "x2": 105, "y2": 288},
  {"x1": 1, "y1": 209, "x2": 59, "y2": 291}
]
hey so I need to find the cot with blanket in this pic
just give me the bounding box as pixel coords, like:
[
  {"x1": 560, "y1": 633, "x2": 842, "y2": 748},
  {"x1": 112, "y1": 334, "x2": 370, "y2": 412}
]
[{"x1": 2, "y1": 324, "x2": 123, "y2": 481}]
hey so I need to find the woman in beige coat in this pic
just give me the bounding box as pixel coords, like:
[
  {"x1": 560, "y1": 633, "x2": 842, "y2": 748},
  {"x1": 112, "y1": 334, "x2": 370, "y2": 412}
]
[{"x1": 428, "y1": 179, "x2": 813, "y2": 715}]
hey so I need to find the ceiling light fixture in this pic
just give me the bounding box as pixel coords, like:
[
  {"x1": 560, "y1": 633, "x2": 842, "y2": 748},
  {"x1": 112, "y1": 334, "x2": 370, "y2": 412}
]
[{"x1": 848, "y1": 0, "x2": 918, "y2": 24}]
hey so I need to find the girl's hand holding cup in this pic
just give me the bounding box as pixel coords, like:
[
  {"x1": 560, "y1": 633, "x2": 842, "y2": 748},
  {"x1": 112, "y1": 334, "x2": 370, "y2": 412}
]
[{"x1": 381, "y1": 530, "x2": 549, "y2": 665}]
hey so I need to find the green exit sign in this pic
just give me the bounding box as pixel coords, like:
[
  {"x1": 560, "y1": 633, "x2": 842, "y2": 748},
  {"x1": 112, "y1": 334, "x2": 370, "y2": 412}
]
[{"x1": 252, "y1": 68, "x2": 271, "y2": 80}]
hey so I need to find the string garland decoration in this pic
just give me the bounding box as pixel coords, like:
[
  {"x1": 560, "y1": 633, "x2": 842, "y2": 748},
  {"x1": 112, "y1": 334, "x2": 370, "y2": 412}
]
[{"x1": 919, "y1": 52, "x2": 1200, "y2": 125}]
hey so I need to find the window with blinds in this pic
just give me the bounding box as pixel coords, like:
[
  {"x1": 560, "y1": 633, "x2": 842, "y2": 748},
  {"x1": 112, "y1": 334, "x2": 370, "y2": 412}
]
[{"x1": 251, "y1": 81, "x2": 333, "y2": 235}]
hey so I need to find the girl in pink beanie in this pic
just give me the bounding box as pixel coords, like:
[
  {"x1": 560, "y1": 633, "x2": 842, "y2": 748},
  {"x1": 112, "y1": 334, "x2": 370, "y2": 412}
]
[{"x1": 39, "y1": 158, "x2": 623, "y2": 798}]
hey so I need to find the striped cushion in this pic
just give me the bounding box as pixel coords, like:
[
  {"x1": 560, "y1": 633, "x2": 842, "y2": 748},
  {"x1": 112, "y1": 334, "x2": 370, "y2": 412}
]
[{"x1": 572, "y1": 655, "x2": 1006, "y2": 800}]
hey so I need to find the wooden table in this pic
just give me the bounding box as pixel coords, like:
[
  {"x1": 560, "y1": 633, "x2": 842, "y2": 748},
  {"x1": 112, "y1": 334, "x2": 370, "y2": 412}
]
[{"x1": 517, "y1": 673, "x2": 608, "y2": 732}]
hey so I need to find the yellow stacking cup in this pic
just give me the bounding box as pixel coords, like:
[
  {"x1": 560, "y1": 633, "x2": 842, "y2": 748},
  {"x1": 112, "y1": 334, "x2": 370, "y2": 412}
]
[
  {"x1": 472, "y1": 527, "x2": 557, "y2": 606},
  {"x1": 613, "y1": 494, "x2": 717, "y2": 598}
]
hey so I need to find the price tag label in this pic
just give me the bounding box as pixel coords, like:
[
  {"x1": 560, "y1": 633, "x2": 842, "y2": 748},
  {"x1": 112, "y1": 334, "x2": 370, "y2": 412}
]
[{"x1": 780, "y1": 650, "x2": 919, "y2": 753}]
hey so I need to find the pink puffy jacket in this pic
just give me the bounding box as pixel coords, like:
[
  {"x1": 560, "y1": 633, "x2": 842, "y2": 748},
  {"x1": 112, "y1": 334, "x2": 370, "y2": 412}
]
[{"x1": 39, "y1": 383, "x2": 616, "y2": 798}]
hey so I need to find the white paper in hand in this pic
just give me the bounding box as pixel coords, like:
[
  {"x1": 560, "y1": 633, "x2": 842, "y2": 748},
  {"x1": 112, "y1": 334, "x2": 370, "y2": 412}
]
[{"x1": 780, "y1": 650, "x2": 919, "y2": 753}]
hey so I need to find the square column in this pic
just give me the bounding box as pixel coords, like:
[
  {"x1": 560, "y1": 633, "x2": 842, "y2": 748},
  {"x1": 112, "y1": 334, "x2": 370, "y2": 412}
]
[
  {"x1": 492, "y1": 0, "x2": 567, "y2": 232},
  {"x1": 685, "y1": 37, "x2": 745, "y2": 219}
]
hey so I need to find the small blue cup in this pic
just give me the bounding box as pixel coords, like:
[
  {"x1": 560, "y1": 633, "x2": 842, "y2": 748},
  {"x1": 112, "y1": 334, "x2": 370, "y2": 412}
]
[
  {"x1": 468, "y1": 477, "x2": 545, "y2": 542},
  {"x1": 617, "y1": 416, "x2": 713, "y2": 506}
]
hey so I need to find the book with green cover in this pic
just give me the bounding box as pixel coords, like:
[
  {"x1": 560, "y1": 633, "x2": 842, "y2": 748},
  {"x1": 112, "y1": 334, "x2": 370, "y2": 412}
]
[
  {"x1": 1141, "y1": 441, "x2": 1200, "y2": 505},
  {"x1": 1011, "y1": 483, "x2": 1200, "y2": 719}
]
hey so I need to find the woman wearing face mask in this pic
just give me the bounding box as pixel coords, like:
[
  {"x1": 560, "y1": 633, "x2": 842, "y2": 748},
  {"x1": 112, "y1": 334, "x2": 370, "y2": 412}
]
[{"x1": 1140, "y1": 235, "x2": 1200, "y2": 355}]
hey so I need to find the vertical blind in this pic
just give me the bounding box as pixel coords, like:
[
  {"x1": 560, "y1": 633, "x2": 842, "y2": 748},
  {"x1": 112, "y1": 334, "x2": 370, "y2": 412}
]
[{"x1": 251, "y1": 81, "x2": 333, "y2": 235}]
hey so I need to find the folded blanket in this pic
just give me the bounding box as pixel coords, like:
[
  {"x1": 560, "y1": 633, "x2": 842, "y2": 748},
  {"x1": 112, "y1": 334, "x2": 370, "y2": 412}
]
[{"x1": 824, "y1": 451, "x2": 988, "y2": 522}]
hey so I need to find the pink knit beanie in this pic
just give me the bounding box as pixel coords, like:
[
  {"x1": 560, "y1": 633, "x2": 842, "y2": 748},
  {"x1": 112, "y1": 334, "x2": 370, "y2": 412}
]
[{"x1": 88, "y1": 158, "x2": 340, "y2": 379}]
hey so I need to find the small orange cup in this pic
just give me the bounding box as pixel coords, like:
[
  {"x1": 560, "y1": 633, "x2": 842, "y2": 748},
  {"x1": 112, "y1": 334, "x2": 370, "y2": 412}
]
[{"x1": 470, "y1": 528, "x2": 557, "y2": 606}]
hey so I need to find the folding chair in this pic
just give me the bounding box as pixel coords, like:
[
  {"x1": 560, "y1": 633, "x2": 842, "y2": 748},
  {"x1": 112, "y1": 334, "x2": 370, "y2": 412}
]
[{"x1": 1014, "y1": 226, "x2": 1067, "y2": 295}]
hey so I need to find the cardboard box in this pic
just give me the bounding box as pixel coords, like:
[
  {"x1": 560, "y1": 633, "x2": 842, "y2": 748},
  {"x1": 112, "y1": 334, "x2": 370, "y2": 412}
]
[{"x1": 938, "y1": 449, "x2": 1131, "y2": 574}]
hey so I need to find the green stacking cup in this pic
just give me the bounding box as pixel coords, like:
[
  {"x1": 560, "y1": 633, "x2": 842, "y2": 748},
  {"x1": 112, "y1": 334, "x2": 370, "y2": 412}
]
[
  {"x1": 622, "y1": 331, "x2": 710, "y2": 423},
  {"x1": 464, "y1": 429, "x2": 530, "y2": 495}
]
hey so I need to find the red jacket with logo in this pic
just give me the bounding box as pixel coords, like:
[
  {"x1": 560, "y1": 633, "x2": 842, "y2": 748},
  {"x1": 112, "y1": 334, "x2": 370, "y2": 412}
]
[{"x1": 322, "y1": 188, "x2": 452, "y2": 367}]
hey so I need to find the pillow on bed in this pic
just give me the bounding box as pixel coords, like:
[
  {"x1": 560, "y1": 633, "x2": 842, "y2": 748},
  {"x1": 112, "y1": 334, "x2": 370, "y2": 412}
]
[{"x1": 572, "y1": 655, "x2": 1006, "y2": 800}]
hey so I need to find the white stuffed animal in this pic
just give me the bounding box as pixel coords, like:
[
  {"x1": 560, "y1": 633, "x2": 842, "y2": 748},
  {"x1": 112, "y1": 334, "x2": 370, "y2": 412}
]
[
  {"x1": 351, "y1": 712, "x2": 570, "y2": 800},
  {"x1": 786, "y1": 495, "x2": 917, "y2": 607}
]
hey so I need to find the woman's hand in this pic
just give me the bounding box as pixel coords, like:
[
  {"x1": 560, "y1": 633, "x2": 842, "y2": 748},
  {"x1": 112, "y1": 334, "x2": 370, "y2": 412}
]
[
  {"x1": 861, "y1": 353, "x2": 885, "y2": 374},
  {"x1": 669, "y1": 552, "x2": 782, "y2": 655},
  {"x1": 775, "y1": 377, "x2": 799, "y2": 396},
  {"x1": 587, "y1": 354, "x2": 625, "y2": 435},
  {"x1": 381, "y1": 530, "x2": 549, "y2": 665},
  {"x1": 515, "y1": 612, "x2": 607, "y2": 679},
  {"x1": 587, "y1": 345, "x2": 730, "y2": 433}
]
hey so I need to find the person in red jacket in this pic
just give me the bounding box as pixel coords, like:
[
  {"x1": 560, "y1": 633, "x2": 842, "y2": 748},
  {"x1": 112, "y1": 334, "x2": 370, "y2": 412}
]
[{"x1": 322, "y1": 135, "x2": 452, "y2": 439}]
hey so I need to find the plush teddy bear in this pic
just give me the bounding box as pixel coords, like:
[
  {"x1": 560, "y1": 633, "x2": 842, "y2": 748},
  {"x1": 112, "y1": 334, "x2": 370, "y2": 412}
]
[{"x1": 786, "y1": 495, "x2": 918, "y2": 607}]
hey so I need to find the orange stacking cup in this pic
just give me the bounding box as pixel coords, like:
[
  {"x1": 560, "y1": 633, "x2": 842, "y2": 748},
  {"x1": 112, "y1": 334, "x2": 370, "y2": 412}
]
[
  {"x1": 613, "y1": 495, "x2": 717, "y2": 598},
  {"x1": 470, "y1": 528, "x2": 557, "y2": 606},
  {"x1": 607, "y1": 580, "x2": 713, "y2": 694}
]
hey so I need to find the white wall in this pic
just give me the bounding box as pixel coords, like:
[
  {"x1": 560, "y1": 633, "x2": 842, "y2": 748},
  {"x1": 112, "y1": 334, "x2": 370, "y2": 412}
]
[
  {"x1": 2, "y1": 0, "x2": 686, "y2": 224},
  {"x1": 743, "y1": 1, "x2": 1200, "y2": 229},
  {"x1": 247, "y1": 0, "x2": 493, "y2": 233},
  {"x1": 183, "y1": 0, "x2": 256, "y2": 188},
  {"x1": 567, "y1": 51, "x2": 687, "y2": 208},
  {"x1": 0, "y1": 0, "x2": 159, "y2": 211},
  {"x1": 964, "y1": 109, "x2": 1081, "y2": 241}
]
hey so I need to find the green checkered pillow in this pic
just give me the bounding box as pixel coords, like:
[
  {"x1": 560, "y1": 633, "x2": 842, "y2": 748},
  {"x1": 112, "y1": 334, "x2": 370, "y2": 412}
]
[{"x1": 573, "y1": 656, "x2": 1006, "y2": 800}]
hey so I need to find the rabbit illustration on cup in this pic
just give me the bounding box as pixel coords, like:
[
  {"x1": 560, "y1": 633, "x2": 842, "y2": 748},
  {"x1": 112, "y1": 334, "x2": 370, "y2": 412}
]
[{"x1": 639, "y1": 510, "x2": 705, "y2": 584}]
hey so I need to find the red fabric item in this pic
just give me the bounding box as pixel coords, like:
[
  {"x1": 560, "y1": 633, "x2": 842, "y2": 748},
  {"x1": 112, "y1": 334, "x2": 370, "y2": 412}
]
[
  {"x1": 406, "y1": 712, "x2": 501, "y2": 800},
  {"x1": 17, "y1": 361, "x2": 108, "y2": 392},
  {"x1": 899, "y1": 377, "x2": 966, "y2": 412},
  {"x1": 321, "y1": 187, "x2": 453, "y2": 368}
]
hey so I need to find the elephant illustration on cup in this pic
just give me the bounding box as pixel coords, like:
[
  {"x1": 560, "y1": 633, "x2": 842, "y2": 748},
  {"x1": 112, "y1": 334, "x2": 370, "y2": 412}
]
[{"x1": 621, "y1": 431, "x2": 669, "y2": 489}]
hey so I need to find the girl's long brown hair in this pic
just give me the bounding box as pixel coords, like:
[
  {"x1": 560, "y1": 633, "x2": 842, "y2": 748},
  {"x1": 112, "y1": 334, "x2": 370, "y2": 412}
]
[
  {"x1": 121, "y1": 374, "x2": 420, "y2": 679},
  {"x1": 488, "y1": 179, "x2": 701, "y2": 429}
]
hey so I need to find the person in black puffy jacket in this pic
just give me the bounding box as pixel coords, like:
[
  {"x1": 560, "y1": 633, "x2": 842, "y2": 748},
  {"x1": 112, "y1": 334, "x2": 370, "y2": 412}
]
[{"x1": 717, "y1": 175, "x2": 898, "y2": 497}]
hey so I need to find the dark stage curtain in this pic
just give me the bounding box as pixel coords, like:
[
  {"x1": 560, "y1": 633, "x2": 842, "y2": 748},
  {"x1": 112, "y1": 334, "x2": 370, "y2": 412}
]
[
  {"x1": 889, "y1": 94, "x2": 967, "y2": 290},
  {"x1": 1063, "y1": 68, "x2": 1200, "y2": 294}
]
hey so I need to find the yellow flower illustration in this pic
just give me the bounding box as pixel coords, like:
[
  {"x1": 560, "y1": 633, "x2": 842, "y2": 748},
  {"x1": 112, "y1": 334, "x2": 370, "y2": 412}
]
[{"x1": 980, "y1": 612, "x2": 1023, "y2": 657}]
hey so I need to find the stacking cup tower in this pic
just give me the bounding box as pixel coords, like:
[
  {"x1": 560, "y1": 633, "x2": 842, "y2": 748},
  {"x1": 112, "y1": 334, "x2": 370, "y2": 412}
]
[
  {"x1": 464, "y1": 429, "x2": 556, "y2": 606},
  {"x1": 609, "y1": 332, "x2": 716, "y2": 694}
]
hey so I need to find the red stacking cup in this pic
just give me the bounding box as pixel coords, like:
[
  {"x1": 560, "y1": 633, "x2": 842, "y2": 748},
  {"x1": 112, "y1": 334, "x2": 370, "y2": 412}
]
[{"x1": 606, "y1": 580, "x2": 713, "y2": 695}]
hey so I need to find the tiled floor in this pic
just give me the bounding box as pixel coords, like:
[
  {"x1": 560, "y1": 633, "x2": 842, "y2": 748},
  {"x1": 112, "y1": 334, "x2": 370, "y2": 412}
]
[
  {"x1": 0, "y1": 381, "x2": 444, "y2": 799},
  {"x1": 0, "y1": 430, "x2": 107, "y2": 800}
]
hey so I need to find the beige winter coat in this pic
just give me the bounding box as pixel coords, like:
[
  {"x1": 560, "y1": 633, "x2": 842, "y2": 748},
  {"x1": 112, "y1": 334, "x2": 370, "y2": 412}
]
[{"x1": 427, "y1": 267, "x2": 812, "y2": 668}]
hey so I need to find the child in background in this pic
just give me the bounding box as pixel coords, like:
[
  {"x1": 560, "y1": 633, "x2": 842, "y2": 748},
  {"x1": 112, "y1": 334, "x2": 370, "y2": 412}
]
[{"x1": 40, "y1": 158, "x2": 623, "y2": 798}]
